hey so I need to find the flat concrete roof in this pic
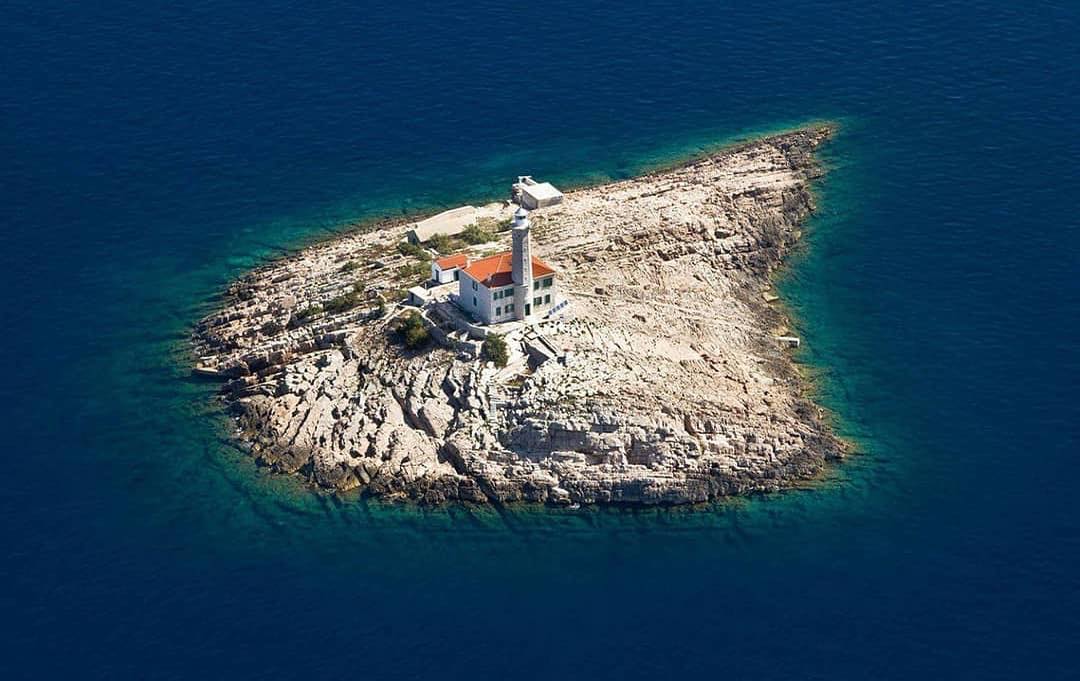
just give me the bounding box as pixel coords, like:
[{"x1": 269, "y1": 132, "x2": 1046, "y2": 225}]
[
  {"x1": 522, "y1": 182, "x2": 562, "y2": 201},
  {"x1": 408, "y1": 206, "x2": 477, "y2": 242}
]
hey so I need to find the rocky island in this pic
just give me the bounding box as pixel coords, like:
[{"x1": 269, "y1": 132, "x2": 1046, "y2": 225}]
[{"x1": 192, "y1": 126, "x2": 845, "y2": 505}]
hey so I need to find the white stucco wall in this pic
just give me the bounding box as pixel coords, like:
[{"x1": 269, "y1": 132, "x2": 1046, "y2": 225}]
[
  {"x1": 458, "y1": 270, "x2": 493, "y2": 323},
  {"x1": 488, "y1": 285, "x2": 517, "y2": 323},
  {"x1": 520, "y1": 183, "x2": 563, "y2": 210},
  {"x1": 432, "y1": 262, "x2": 459, "y2": 284},
  {"x1": 458, "y1": 271, "x2": 522, "y2": 324},
  {"x1": 528, "y1": 273, "x2": 558, "y2": 317}
]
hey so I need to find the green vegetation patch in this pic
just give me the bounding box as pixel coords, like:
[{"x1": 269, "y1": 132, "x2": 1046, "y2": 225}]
[
  {"x1": 260, "y1": 319, "x2": 284, "y2": 336},
  {"x1": 291, "y1": 303, "x2": 323, "y2": 326},
  {"x1": 481, "y1": 334, "x2": 509, "y2": 368},
  {"x1": 428, "y1": 233, "x2": 459, "y2": 254},
  {"x1": 392, "y1": 311, "x2": 431, "y2": 349},
  {"x1": 398, "y1": 261, "x2": 430, "y2": 282},
  {"x1": 461, "y1": 223, "x2": 494, "y2": 245},
  {"x1": 322, "y1": 280, "x2": 372, "y2": 315},
  {"x1": 396, "y1": 241, "x2": 431, "y2": 261},
  {"x1": 324, "y1": 292, "x2": 360, "y2": 315},
  {"x1": 475, "y1": 216, "x2": 513, "y2": 233},
  {"x1": 386, "y1": 288, "x2": 408, "y2": 303},
  {"x1": 321, "y1": 278, "x2": 373, "y2": 315}
]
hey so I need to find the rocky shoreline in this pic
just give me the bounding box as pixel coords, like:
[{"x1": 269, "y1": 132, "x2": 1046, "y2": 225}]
[{"x1": 192, "y1": 126, "x2": 846, "y2": 505}]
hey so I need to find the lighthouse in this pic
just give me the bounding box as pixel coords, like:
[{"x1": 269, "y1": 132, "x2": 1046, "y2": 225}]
[
  {"x1": 510, "y1": 206, "x2": 534, "y2": 320},
  {"x1": 454, "y1": 204, "x2": 558, "y2": 326}
]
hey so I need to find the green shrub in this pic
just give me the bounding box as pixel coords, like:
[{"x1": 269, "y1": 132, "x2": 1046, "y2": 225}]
[
  {"x1": 428, "y1": 233, "x2": 454, "y2": 254},
  {"x1": 260, "y1": 319, "x2": 284, "y2": 336},
  {"x1": 292, "y1": 303, "x2": 323, "y2": 326},
  {"x1": 393, "y1": 311, "x2": 430, "y2": 349},
  {"x1": 339, "y1": 260, "x2": 361, "y2": 273},
  {"x1": 397, "y1": 241, "x2": 431, "y2": 261},
  {"x1": 398, "y1": 261, "x2": 430, "y2": 281},
  {"x1": 323, "y1": 289, "x2": 363, "y2": 315},
  {"x1": 481, "y1": 334, "x2": 509, "y2": 368},
  {"x1": 461, "y1": 223, "x2": 494, "y2": 245}
]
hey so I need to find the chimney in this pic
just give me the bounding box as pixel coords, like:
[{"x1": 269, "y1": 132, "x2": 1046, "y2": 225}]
[{"x1": 511, "y1": 207, "x2": 533, "y2": 320}]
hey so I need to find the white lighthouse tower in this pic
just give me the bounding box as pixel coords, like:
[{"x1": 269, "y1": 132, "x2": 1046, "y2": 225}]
[{"x1": 510, "y1": 206, "x2": 534, "y2": 320}]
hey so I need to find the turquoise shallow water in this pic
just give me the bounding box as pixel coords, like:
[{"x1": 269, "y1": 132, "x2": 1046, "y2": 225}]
[{"x1": 3, "y1": 1, "x2": 1079, "y2": 678}]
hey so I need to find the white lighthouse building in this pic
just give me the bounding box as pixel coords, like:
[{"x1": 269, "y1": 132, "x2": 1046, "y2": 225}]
[
  {"x1": 456, "y1": 207, "x2": 558, "y2": 324},
  {"x1": 510, "y1": 207, "x2": 534, "y2": 319}
]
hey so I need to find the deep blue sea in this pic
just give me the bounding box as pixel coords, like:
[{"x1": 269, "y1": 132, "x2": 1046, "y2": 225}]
[{"x1": 3, "y1": 1, "x2": 1079, "y2": 678}]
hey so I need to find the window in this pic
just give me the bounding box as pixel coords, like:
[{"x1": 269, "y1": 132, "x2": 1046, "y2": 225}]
[
  {"x1": 542, "y1": 277, "x2": 552, "y2": 289},
  {"x1": 533, "y1": 281, "x2": 540, "y2": 291},
  {"x1": 495, "y1": 306, "x2": 501, "y2": 316},
  {"x1": 454, "y1": 271, "x2": 460, "y2": 281},
  {"x1": 472, "y1": 296, "x2": 477, "y2": 307},
  {"x1": 472, "y1": 281, "x2": 478, "y2": 291},
  {"x1": 544, "y1": 294, "x2": 550, "y2": 304},
  {"x1": 533, "y1": 296, "x2": 541, "y2": 307}
]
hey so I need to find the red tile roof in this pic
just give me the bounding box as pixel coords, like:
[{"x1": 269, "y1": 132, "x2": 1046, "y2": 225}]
[
  {"x1": 461, "y1": 251, "x2": 555, "y2": 288},
  {"x1": 434, "y1": 253, "x2": 468, "y2": 270},
  {"x1": 533, "y1": 258, "x2": 556, "y2": 279}
]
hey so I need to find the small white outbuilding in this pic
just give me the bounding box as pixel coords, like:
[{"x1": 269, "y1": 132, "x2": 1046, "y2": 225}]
[
  {"x1": 431, "y1": 253, "x2": 469, "y2": 284},
  {"x1": 512, "y1": 176, "x2": 564, "y2": 209}
]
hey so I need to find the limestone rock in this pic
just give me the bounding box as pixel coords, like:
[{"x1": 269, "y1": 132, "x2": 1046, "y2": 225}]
[{"x1": 192, "y1": 127, "x2": 846, "y2": 505}]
